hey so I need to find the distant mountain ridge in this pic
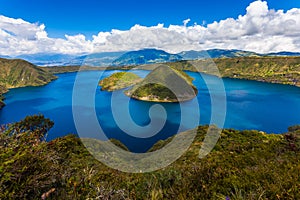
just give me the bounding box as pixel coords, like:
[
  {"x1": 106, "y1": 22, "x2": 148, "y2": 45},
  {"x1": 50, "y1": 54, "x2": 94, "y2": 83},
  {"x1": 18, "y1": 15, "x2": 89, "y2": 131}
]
[
  {"x1": 2, "y1": 49, "x2": 300, "y2": 67},
  {"x1": 10, "y1": 52, "x2": 126, "y2": 67},
  {"x1": 179, "y1": 49, "x2": 260, "y2": 60},
  {"x1": 111, "y1": 49, "x2": 182, "y2": 66},
  {"x1": 179, "y1": 49, "x2": 300, "y2": 60}
]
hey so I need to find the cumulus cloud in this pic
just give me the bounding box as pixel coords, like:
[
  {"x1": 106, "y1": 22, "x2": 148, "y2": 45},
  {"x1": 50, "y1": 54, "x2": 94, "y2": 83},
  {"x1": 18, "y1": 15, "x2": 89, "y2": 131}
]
[
  {"x1": 0, "y1": 0, "x2": 300, "y2": 56},
  {"x1": 183, "y1": 18, "x2": 191, "y2": 26}
]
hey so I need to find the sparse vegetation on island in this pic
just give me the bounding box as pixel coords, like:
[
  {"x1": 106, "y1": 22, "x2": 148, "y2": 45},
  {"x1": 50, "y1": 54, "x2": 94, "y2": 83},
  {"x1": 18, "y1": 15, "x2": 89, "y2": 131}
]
[
  {"x1": 1, "y1": 115, "x2": 300, "y2": 199},
  {"x1": 99, "y1": 72, "x2": 142, "y2": 91}
]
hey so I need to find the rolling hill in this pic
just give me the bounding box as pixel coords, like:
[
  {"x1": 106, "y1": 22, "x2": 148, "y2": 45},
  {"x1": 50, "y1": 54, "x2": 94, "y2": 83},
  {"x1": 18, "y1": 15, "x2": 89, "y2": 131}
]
[
  {"x1": 99, "y1": 72, "x2": 142, "y2": 91},
  {"x1": 125, "y1": 65, "x2": 197, "y2": 102},
  {"x1": 0, "y1": 58, "x2": 57, "y2": 108}
]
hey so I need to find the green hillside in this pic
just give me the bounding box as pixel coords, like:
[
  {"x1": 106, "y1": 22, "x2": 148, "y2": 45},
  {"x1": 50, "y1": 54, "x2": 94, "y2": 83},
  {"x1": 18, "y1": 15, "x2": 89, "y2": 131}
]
[
  {"x1": 125, "y1": 65, "x2": 198, "y2": 102},
  {"x1": 0, "y1": 85, "x2": 7, "y2": 109},
  {"x1": 0, "y1": 58, "x2": 57, "y2": 109},
  {"x1": 0, "y1": 58, "x2": 57, "y2": 88},
  {"x1": 99, "y1": 72, "x2": 142, "y2": 91},
  {"x1": 158, "y1": 57, "x2": 300, "y2": 87},
  {"x1": 1, "y1": 115, "x2": 300, "y2": 199}
]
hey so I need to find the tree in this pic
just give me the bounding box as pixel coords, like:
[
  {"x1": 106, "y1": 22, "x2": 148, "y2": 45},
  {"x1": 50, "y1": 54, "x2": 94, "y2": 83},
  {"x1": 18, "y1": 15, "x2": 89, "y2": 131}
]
[{"x1": 5, "y1": 114, "x2": 54, "y2": 142}]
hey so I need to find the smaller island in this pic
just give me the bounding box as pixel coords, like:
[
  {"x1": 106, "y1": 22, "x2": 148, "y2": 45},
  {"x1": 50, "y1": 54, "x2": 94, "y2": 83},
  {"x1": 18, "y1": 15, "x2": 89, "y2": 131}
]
[
  {"x1": 125, "y1": 65, "x2": 198, "y2": 102},
  {"x1": 99, "y1": 72, "x2": 142, "y2": 91}
]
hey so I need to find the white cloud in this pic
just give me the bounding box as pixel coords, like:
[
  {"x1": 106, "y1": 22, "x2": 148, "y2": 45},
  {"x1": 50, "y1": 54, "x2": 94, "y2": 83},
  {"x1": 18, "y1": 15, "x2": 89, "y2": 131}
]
[
  {"x1": 183, "y1": 18, "x2": 191, "y2": 26},
  {"x1": 0, "y1": 0, "x2": 300, "y2": 56}
]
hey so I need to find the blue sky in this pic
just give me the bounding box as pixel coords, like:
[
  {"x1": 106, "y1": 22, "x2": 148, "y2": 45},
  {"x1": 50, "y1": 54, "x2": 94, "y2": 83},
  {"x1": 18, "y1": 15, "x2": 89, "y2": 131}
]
[
  {"x1": 0, "y1": 0, "x2": 299, "y2": 38},
  {"x1": 0, "y1": 0, "x2": 300, "y2": 55}
]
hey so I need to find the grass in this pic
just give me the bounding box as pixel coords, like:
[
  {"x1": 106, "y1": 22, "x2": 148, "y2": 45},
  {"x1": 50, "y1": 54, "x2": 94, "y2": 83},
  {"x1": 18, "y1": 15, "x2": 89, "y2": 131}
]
[
  {"x1": 1, "y1": 116, "x2": 300, "y2": 199},
  {"x1": 0, "y1": 58, "x2": 56, "y2": 89},
  {"x1": 163, "y1": 57, "x2": 300, "y2": 87},
  {"x1": 99, "y1": 72, "x2": 142, "y2": 91},
  {"x1": 125, "y1": 65, "x2": 197, "y2": 102},
  {"x1": 0, "y1": 58, "x2": 57, "y2": 109}
]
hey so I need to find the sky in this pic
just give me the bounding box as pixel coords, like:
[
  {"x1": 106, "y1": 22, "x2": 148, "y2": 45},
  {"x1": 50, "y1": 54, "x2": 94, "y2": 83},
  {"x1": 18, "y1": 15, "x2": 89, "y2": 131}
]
[{"x1": 0, "y1": 0, "x2": 300, "y2": 55}]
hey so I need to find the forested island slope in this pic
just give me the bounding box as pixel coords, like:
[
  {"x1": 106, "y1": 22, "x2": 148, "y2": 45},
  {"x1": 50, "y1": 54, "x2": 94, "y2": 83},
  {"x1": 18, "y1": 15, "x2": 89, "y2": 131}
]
[
  {"x1": 99, "y1": 72, "x2": 142, "y2": 91},
  {"x1": 125, "y1": 65, "x2": 198, "y2": 102}
]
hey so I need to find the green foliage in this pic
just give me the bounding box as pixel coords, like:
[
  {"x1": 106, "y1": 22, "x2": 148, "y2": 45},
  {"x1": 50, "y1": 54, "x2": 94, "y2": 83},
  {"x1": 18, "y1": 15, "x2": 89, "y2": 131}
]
[
  {"x1": 133, "y1": 57, "x2": 300, "y2": 87},
  {"x1": 6, "y1": 115, "x2": 54, "y2": 141},
  {"x1": 130, "y1": 83, "x2": 178, "y2": 101},
  {"x1": 288, "y1": 125, "x2": 300, "y2": 132},
  {"x1": 1, "y1": 117, "x2": 300, "y2": 199},
  {"x1": 125, "y1": 65, "x2": 197, "y2": 102},
  {"x1": 0, "y1": 115, "x2": 55, "y2": 199},
  {"x1": 0, "y1": 58, "x2": 57, "y2": 89},
  {"x1": 0, "y1": 84, "x2": 8, "y2": 109},
  {"x1": 162, "y1": 57, "x2": 300, "y2": 87},
  {"x1": 99, "y1": 72, "x2": 142, "y2": 91},
  {"x1": 0, "y1": 58, "x2": 57, "y2": 109}
]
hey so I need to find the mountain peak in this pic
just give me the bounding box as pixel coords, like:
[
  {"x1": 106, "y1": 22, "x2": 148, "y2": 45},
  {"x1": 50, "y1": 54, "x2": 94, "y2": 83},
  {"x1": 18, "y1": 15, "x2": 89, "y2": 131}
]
[{"x1": 111, "y1": 49, "x2": 182, "y2": 66}]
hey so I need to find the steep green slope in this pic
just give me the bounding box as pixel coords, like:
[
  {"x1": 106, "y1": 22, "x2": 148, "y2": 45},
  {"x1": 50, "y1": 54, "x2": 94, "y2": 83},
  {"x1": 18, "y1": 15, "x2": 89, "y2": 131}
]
[
  {"x1": 193, "y1": 57, "x2": 300, "y2": 86},
  {"x1": 99, "y1": 72, "x2": 142, "y2": 91},
  {"x1": 0, "y1": 58, "x2": 57, "y2": 88},
  {"x1": 1, "y1": 116, "x2": 300, "y2": 199},
  {"x1": 0, "y1": 58, "x2": 57, "y2": 109},
  {"x1": 125, "y1": 65, "x2": 198, "y2": 102},
  {"x1": 0, "y1": 85, "x2": 7, "y2": 109}
]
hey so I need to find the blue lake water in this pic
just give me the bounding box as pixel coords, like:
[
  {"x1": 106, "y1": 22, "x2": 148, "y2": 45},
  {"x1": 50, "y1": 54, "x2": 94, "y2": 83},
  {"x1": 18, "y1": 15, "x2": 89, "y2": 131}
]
[{"x1": 1, "y1": 70, "x2": 300, "y2": 152}]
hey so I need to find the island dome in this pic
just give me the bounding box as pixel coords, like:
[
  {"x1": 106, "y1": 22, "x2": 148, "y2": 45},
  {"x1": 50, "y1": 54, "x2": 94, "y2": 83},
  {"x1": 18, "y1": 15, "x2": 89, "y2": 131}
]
[{"x1": 125, "y1": 65, "x2": 198, "y2": 102}]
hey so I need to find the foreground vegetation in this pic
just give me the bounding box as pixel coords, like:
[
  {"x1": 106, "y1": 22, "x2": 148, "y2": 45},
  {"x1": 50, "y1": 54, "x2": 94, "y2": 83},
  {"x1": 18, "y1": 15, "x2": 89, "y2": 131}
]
[{"x1": 1, "y1": 115, "x2": 300, "y2": 199}]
